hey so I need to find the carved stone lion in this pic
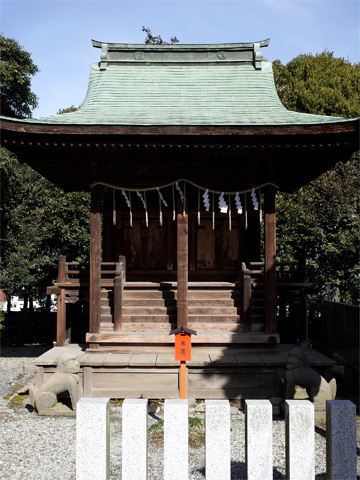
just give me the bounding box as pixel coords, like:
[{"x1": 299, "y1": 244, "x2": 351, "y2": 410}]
[
  {"x1": 29, "y1": 354, "x2": 83, "y2": 415},
  {"x1": 285, "y1": 348, "x2": 336, "y2": 409}
]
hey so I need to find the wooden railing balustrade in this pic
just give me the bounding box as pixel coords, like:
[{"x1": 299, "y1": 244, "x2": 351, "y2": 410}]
[
  {"x1": 55, "y1": 255, "x2": 126, "y2": 286},
  {"x1": 51, "y1": 255, "x2": 309, "y2": 346},
  {"x1": 49, "y1": 255, "x2": 126, "y2": 345},
  {"x1": 239, "y1": 260, "x2": 309, "y2": 341},
  {"x1": 114, "y1": 255, "x2": 125, "y2": 332},
  {"x1": 240, "y1": 262, "x2": 252, "y2": 332}
]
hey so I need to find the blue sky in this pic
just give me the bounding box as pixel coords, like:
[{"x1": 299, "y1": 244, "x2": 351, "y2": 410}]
[{"x1": 1, "y1": 0, "x2": 359, "y2": 118}]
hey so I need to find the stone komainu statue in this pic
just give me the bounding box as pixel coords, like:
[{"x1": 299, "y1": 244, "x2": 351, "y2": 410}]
[
  {"x1": 285, "y1": 348, "x2": 336, "y2": 408},
  {"x1": 29, "y1": 354, "x2": 83, "y2": 414}
]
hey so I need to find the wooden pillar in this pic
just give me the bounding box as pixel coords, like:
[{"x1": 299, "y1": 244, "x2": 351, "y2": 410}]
[
  {"x1": 177, "y1": 213, "x2": 188, "y2": 328},
  {"x1": 56, "y1": 255, "x2": 66, "y2": 346},
  {"x1": 102, "y1": 187, "x2": 115, "y2": 262},
  {"x1": 57, "y1": 289, "x2": 66, "y2": 346},
  {"x1": 264, "y1": 186, "x2": 277, "y2": 334},
  {"x1": 242, "y1": 269, "x2": 252, "y2": 332},
  {"x1": 90, "y1": 185, "x2": 102, "y2": 336}
]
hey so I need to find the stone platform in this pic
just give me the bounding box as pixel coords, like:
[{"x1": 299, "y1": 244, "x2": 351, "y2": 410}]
[{"x1": 28, "y1": 344, "x2": 336, "y2": 400}]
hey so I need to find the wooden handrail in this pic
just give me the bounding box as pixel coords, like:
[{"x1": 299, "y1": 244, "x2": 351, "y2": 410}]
[
  {"x1": 240, "y1": 262, "x2": 252, "y2": 332},
  {"x1": 114, "y1": 263, "x2": 124, "y2": 332}
]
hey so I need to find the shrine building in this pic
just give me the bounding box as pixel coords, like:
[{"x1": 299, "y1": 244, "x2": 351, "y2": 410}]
[{"x1": 1, "y1": 39, "x2": 358, "y2": 399}]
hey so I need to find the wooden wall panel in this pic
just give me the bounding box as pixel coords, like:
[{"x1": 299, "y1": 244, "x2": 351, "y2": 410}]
[
  {"x1": 221, "y1": 219, "x2": 240, "y2": 268},
  {"x1": 124, "y1": 219, "x2": 142, "y2": 269},
  {"x1": 147, "y1": 221, "x2": 167, "y2": 270},
  {"x1": 196, "y1": 220, "x2": 216, "y2": 269}
]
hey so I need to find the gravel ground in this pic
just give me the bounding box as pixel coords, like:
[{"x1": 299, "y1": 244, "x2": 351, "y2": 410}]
[{"x1": 0, "y1": 346, "x2": 359, "y2": 479}]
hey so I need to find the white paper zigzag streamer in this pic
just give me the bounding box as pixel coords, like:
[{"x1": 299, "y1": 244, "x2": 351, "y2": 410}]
[
  {"x1": 235, "y1": 192, "x2": 243, "y2": 214},
  {"x1": 202, "y1": 189, "x2": 210, "y2": 211},
  {"x1": 122, "y1": 190, "x2": 133, "y2": 227},
  {"x1": 137, "y1": 191, "x2": 148, "y2": 227},
  {"x1": 176, "y1": 182, "x2": 185, "y2": 204},
  {"x1": 218, "y1": 192, "x2": 228, "y2": 213},
  {"x1": 251, "y1": 188, "x2": 259, "y2": 210},
  {"x1": 157, "y1": 187, "x2": 168, "y2": 207}
]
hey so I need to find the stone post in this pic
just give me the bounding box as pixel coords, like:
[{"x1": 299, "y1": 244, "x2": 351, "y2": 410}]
[
  {"x1": 76, "y1": 397, "x2": 110, "y2": 480},
  {"x1": 205, "y1": 399, "x2": 230, "y2": 480},
  {"x1": 164, "y1": 399, "x2": 188, "y2": 480},
  {"x1": 122, "y1": 399, "x2": 148, "y2": 480},
  {"x1": 285, "y1": 400, "x2": 314, "y2": 480},
  {"x1": 326, "y1": 400, "x2": 356, "y2": 480},
  {"x1": 245, "y1": 399, "x2": 273, "y2": 480}
]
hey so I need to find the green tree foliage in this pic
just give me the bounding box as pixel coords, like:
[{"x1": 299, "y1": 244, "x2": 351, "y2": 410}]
[
  {"x1": 57, "y1": 105, "x2": 79, "y2": 114},
  {"x1": 0, "y1": 147, "x2": 90, "y2": 302},
  {"x1": 0, "y1": 34, "x2": 39, "y2": 118},
  {"x1": 273, "y1": 51, "x2": 360, "y2": 304},
  {"x1": 0, "y1": 34, "x2": 90, "y2": 305},
  {"x1": 273, "y1": 50, "x2": 359, "y2": 118}
]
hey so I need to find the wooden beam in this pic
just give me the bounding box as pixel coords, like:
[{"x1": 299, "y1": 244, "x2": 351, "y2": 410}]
[
  {"x1": 264, "y1": 186, "x2": 277, "y2": 334},
  {"x1": 177, "y1": 212, "x2": 188, "y2": 328},
  {"x1": 90, "y1": 184, "x2": 102, "y2": 335}
]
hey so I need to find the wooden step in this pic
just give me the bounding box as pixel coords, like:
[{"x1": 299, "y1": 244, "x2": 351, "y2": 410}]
[
  {"x1": 188, "y1": 306, "x2": 238, "y2": 315},
  {"x1": 121, "y1": 315, "x2": 176, "y2": 323},
  {"x1": 100, "y1": 323, "x2": 114, "y2": 332},
  {"x1": 188, "y1": 322, "x2": 243, "y2": 332},
  {"x1": 124, "y1": 281, "x2": 237, "y2": 288},
  {"x1": 86, "y1": 331, "x2": 280, "y2": 344},
  {"x1": 122, "y1": 306, "x2": 177, "y2": 315},
  {"x1": 101, "y1": 289, "x2": 113, "y2": 298},
  {"x1": 187, "y1": 290, "x2": 239, "y2": 299},
  {"x1": 101, "y1": 306, "x2": 113, "y2": 315},
  {"x1": 123, "y1": 289, "x2": 239, "y2": 300},
  {"x1": 123, "y1": 299, "x2": 176, "y2": 307},
  {"x1": 101, "y1": 300, "x2": 113, "y2": 308},
  {"x1": 121, "y1": 323, "x2": 176, "y2": 332},
  {"x1": 124, "y1": 290, "x2": 175, "y2": 299},
  {"x1": 188, "y1": 314, "x2": 241, "y2": 322},
  {"x1": 99, "y1": 323, "x2": 265, "y2": 334},
  {"x1": 188, "y1": 299, "x2": 237, "y2": 307}
]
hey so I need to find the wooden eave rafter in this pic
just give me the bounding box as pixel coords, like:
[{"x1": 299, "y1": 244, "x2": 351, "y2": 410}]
[
  {"x1": 1, "y1": 118, "x2": 358, "y2": 193},
  {"x1": 1, "y1": 117, "x2": 358, "y2": 136},
  {"x1": 1, "y1": 118, "x2": 358, "y2": 153}
]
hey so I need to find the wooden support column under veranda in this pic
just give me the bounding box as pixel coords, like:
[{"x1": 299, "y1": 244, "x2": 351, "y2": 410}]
[
  {"x1": 264, "y1": 185, "x2": 277, "y2": 335},
  {"x1": 89, "y1": 184, "x2": 102, "y2": 347},
  {"x1": 56, "y1": 255, "x2": 67, "y2": 346},
  {"x1": 177, "y1": 212, "x2": 188, "y2": 328}
]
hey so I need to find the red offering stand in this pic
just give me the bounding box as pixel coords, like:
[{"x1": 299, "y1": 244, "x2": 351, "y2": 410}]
[{"x1": 170, "y1": 326, "x2": 197, "y2": 399}]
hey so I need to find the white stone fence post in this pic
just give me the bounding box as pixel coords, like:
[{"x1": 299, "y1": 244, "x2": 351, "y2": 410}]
[{"x1": 76, "y1": 398, "x2": 357, "y2": 480}]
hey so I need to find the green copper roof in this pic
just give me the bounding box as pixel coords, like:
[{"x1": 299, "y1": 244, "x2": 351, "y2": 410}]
[{"x1": 3, "y1": 41, "x2": 355, "y2": 126}]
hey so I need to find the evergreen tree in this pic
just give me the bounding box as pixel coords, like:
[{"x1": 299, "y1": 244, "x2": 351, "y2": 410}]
[{"x1": 273, "y1": 51, "x2": 360, "y2": 304}]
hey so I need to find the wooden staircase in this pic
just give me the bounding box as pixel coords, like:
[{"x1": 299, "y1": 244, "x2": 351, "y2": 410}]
[
  {"x1": 86, "y1": 263, "x2": 279, "y2": 352},
  {"x1": 100, "y1": 282, "x2": 244, "y2": 334}
]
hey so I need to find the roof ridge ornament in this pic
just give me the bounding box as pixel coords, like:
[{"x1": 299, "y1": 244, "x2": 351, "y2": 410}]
[
  {"x1": 100, "y1": 43, "x2": 108, "y2": 70},
  {"x1": 253, "y1": 42, "x2": 263, "y2": 70},
  {"x1": 91, "y1": 38, "x2": 270, "y2": 68}
]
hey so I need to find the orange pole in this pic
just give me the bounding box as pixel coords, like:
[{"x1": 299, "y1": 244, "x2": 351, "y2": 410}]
[{"x1": 180, "y1": 361, "x2": 187, "y2": 399}]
